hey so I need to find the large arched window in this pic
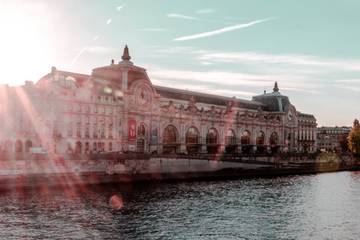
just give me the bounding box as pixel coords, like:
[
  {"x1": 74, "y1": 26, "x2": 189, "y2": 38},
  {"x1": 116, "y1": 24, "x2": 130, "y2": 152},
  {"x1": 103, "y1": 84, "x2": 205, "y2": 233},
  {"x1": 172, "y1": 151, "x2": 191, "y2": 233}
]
[
  {"x1": 75, "y1": 141, "x2": 82, "y2": 154},
  {"x1": 225, "y1": 129, "x2": 236, "y2": 154},
  {"x1": 137, "y1": 124, "x2": 146, "y2": 153},
  {"x1": 25, "y1": 140, "x2": 32, "y2": 153},
  {"x1": 270, "y1": 132, "x2": 279, "y2": 146},
  {"x1": 206, "y1": 128, "x2": 218, "y2": 145},
  {"x1": 163, "y1": 125, "x2": 178, "y2": 154},
  {"x1": 269, "y1": 132, "x2": 280, "y2": 154},
  {"x1": 163, "y1": 125, "x2": 178, "y2": 144},
  {"x1": 186, "y1": 126, "x2": 200, "y2": 154},
  {"x1": 240, "y1": 131, "x2": 251, "y2": 145},
  {"x1": 256, "y1": 131, "x2": 266, "y2": 153},
  {"x1": 225, "y1": 129, "x2": 236, "y2": 145},
  {"x1": 256, "y1": 131, "x2": 265, "y2": 145},
  {"x1": 186, "y1": 127, "x2": 199, "y2": 145},
  {"x1": 15, "y1": 140, "x2": 23, "y2": 153},
  {"x1": 138, "y1": 124, "x2": 146, "y2": 136},
  {"x1": 206, "y1": 128, "x2": 219, "y2": 154}
]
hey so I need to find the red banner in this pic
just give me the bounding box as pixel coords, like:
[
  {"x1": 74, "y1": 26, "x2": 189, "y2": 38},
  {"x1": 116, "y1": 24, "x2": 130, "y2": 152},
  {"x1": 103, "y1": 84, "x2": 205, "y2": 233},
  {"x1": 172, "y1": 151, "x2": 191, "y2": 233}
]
[{"x1": 128, "y1": 119, "x2": 136, "y2": 141}]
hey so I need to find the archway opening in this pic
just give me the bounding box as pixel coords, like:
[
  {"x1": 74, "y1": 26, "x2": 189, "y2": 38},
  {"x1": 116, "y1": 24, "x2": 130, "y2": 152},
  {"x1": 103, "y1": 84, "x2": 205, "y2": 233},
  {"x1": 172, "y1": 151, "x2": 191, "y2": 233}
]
[
  {"x1": 241, "y1": 130, "x2": 251, "y2": 154},
  {"x1": 75, "y1": 141, "x2": 82, "y2": 154},
  {"x1": 137, "y1": 124, "x2": 146, "y2": 153},
  {"x1": 270, "y1": 132, "x2": 280, "y2": 154},
  {"x1": 163, "y1": 125, "x2": 178, "y2": 154},
  {"x1": 25, "y1": 140, "x2": 32, "y2": 153},
  {"x1": 15, "y1": 140, "x2": 23, "y2": 153},
  {"x1": 256, "y1": 131, "x2": 265, "y2": 153},
  {"x1": 186, "y1": 126, "x2": 200, "y2": 154},
  {"x1": 206, "y1": 128, "x2": 219, "y2": 154},
  {"x1": 225, "y1": 129, "x2": 237, "y2": 154}
]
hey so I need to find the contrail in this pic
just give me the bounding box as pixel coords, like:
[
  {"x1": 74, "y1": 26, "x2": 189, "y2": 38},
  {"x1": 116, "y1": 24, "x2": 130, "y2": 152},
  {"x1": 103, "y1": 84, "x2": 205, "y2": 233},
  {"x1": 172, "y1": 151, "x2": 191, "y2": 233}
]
[{"x1": 173, "y1": 18, "x2": 274, "y2": 41}]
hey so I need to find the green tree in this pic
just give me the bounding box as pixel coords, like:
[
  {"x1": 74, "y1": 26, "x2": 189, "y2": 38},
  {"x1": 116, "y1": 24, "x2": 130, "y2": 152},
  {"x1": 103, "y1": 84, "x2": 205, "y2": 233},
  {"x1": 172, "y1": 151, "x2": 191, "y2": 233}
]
[{"x1": 348, "y1": 119, "x2": 360, "y2": 155}]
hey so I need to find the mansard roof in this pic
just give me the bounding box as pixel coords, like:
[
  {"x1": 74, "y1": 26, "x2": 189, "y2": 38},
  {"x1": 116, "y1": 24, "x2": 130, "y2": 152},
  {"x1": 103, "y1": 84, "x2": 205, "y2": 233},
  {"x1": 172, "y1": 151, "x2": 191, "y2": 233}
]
[{"x1": 154, "y1": 85, "x2": 264, "y2": 110}]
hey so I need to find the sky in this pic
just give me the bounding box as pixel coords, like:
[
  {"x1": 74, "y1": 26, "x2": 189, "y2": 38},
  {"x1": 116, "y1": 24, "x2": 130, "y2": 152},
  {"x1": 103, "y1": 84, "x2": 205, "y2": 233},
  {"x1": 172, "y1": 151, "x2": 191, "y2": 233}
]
[{"x1": 0, "y1": 0, "x2": 359, "y2": 126}]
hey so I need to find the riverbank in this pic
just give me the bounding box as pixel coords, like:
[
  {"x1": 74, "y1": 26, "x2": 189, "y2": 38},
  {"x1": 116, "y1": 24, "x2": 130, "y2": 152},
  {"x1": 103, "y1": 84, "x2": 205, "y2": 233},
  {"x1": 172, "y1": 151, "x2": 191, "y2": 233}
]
[{"x1": 0, "y1": 156, "x2": 358, "y2": 190}]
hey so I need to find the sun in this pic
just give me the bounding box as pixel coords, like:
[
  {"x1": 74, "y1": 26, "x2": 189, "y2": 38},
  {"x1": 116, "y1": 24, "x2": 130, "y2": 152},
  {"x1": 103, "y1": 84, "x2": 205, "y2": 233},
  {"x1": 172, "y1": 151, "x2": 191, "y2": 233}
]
[{"x1": 0, "y1": 2, "x2": 55, "y2": 85}]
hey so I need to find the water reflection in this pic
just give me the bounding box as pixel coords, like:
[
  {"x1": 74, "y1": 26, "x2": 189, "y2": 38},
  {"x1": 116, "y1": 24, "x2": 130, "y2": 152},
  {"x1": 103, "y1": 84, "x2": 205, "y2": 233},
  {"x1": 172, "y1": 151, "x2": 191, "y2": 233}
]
[{"x1": 0, "y1": 172, "x2": 359, "y2": 239}]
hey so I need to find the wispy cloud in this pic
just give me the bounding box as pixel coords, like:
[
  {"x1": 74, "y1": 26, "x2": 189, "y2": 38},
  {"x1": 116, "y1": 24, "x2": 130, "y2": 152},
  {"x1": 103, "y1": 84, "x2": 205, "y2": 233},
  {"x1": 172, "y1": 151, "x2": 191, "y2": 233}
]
[
  {"x1": 173, "y1": 18, "x2": 274, "y2": 41},
  {"x1": 166, "y1": 13, "x2": 198, "y2": 20},
  {"x1": 71, "y1": 47, "x2": 87, "y2": 65},
  {"x1": 116, "y1": 5, "x2": 125, "y2": 11},
  {"x1": 334, "y1": 85, "x2": 360, "y2": 93},
  {"x1": 196, "y1": 8, "x2": 215, "y2": 14},
  {"x1": 334, "y1": 79, "x2": 360, "y2": 83},
  {"x1": 152, "y1": 78, "x2": 256, "y2": 98},
  {"x1": 71, "y1": 46, "x2": 114, "y2": 65},
  {"x1": 198, "y1": 51, "x2": 360, "y2": 71},
  {"x1": 145, "y1": 65, "x2": 320, "y2": 96},
  {"x1": 106, "y1": 18, "x2": 112, "y2": 25}
]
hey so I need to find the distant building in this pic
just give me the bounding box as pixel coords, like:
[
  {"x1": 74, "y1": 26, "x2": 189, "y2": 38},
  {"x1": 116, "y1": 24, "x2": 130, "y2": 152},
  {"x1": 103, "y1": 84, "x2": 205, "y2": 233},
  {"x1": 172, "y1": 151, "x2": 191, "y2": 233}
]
[
  {"x1": 317, "y1": 126, "x2": 351, "y2": 152},
  {"x1": 0, "y1": 46, "x2": 318, "y2": 158}
]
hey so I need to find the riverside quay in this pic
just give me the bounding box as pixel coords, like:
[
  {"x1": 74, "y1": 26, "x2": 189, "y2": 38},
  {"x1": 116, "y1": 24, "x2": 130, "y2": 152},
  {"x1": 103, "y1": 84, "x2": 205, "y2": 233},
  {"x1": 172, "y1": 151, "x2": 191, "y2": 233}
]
[{"x1": 0, "y1": 46, "x2": 317, "y2": 157}]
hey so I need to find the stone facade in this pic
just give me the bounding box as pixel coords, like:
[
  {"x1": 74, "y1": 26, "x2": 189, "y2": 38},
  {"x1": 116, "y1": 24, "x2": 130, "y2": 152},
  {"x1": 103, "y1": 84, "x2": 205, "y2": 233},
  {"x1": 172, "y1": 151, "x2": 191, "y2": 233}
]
[
  {"x1": 317, "y1": 126, "x2": 351, "y2": 152},
  {"x1": 0, "y1": 46, "x2": 317, "y2": 157}
]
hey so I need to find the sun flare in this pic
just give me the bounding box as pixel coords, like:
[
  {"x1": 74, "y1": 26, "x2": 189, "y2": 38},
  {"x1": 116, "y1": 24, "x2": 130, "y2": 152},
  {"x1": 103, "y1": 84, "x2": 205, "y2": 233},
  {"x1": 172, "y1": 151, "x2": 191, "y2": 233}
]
[{"x1": 0, "y1": 2, "x2": 55, "y2": 85}]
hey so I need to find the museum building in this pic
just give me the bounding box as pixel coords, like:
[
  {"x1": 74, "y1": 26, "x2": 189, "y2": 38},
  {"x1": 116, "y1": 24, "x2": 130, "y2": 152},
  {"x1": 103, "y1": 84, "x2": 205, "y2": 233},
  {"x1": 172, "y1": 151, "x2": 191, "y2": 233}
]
[{"x1": 0, "y1": 46, "x2": 317, "y2": 157}]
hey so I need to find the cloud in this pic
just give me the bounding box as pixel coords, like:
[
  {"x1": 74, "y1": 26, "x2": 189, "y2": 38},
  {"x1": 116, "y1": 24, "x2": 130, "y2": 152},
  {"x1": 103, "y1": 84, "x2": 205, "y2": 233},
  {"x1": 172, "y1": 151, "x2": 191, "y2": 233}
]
[
  {"x1": 198, "y1": 51, "x2": 360, "y2": 71},
  {"x1": 145, "y1": 65, "x2": 321, "y2": 96},
  {"x1": 152, "y1": 78, "x2": 256, "y2": 98},
  {"x1": 196, "y1": 8, "x2": 215, "y2": 14},
  {"x1": 166, "y1": 13, "x2": 198, "y2": 20},
  {"x1": 71, "y1": 46, "x2": 115, "y2": 65},
  {"x1": 334, "y1": 79, "x2": 360, "y2": 83},
  {"x1": 173, "y1": 18, "x2": 274, "y2": 41},
  {"x1": 106, "y1": 18, "x2": 112, "y2": 25},
  {"x1": 71, "y1": 47, "x2": 87, "y2": 65},
  {"x1": 334, "y1": 85, "x2": 360, "y2": 93},
  {"x1": 116, "y1": 5, "x2": 125, "y2": 11}
]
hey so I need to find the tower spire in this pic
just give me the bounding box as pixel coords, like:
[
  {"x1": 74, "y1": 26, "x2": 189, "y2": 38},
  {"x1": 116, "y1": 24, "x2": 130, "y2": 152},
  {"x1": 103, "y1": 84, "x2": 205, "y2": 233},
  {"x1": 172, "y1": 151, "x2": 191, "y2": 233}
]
[
  {"x1": 121, "y1": 45, "x2": 131, "y2": 61},
  {"x1": 273, "y1": 81, "x2": 279, "y2": 92}
]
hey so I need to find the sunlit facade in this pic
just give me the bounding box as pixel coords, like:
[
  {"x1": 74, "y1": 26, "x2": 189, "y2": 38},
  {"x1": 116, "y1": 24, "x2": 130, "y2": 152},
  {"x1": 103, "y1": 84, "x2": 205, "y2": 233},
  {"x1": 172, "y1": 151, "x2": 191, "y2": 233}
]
[{"x1": 0, "y1": 46, "x2": 317, "y2": 158}]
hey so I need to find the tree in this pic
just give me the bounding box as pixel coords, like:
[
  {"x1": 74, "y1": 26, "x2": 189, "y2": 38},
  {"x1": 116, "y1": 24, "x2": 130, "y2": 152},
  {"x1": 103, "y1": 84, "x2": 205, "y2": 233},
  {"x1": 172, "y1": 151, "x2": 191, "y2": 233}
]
[
  {"x1": 348, "y1": 119, "x2": 360, "y2": 155},
  {"x1": 339, "y1": 134, "x2": 349, "y2": 152}
]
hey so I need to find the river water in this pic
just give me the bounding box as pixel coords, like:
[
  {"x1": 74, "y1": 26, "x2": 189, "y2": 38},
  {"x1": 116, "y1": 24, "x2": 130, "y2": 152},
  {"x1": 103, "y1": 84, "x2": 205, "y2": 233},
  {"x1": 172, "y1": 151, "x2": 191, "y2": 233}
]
[{"x1": 0, "y1": 172, "x2": 360, "y2": 239}]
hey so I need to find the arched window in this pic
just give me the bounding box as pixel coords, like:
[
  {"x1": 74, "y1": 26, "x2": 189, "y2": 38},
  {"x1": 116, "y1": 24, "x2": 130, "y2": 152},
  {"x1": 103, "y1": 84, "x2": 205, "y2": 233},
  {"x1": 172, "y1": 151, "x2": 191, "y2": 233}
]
[
  {"x1": 85, "y1": 142, "x2": 90, "y2": 153},
  {"x1": 240, "y1": 131, "x2": 251, "y2": 145},
  {"x1": 138, "y1": 124, "x2": 146, "y2": 136},
  {"x1": 15, "y1": 140, "x2": 23, "y2": 153},
  {"x1": 206, "y1": 128, "x2": 219, "y2": 154},
  {"x1": 163, "y1": 125, "x2": 178, "y2": 144},
  {"x1": 225, "y1": 129, "x2": 236, "y2": 145},
  {"x1": 75, "y1": 141, "x2": 82, "y2": 154},
  {"x1": 163, "y1": 125, "x2": 178, "y2": 154},
  {"x1": 225, "y1": 129, "x2": 237, "y2": 153},
  {"x1": 25, "y1": 140, "x2": 32, "y2": 153},
  {"x1": 206, "y1": 128, "x2": 218, "y2": 145},
  {"x1": 186, "y1": 127, "x2": 200, "y2": 154},
  {"x1": 256, "y1": 131, "x2": 265, "y2": 145},
  {"x1": 269, "y1": 132, "x2": 280, "y2": 154},
  {"x1": 270, "y1": 132, "x2": 279, "y2": 146},
  {"x1": 186, "y1": 127, "x2": 199, "y2": 145}
]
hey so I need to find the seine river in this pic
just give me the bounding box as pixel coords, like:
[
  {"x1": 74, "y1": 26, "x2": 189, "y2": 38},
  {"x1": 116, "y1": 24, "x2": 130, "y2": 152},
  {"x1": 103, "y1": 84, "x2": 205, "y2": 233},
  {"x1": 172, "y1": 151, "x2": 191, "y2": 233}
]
[{"x1": 0, "y1": 172, "x2": 360, "y2": 239}]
